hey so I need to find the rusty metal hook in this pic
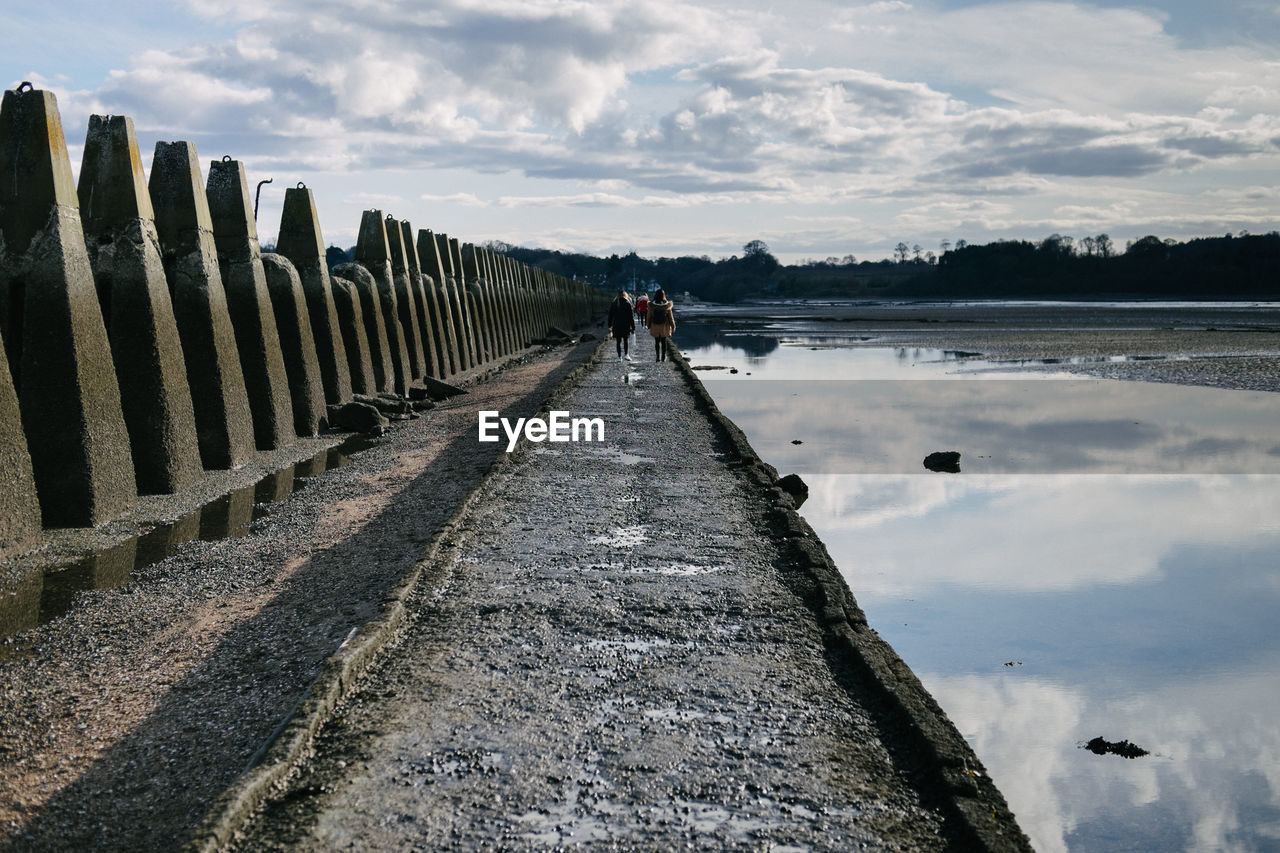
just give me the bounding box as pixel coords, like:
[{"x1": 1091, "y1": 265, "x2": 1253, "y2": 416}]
[
  {"x1": 17, "y1": 81, "x2": 33, "y2": 94},
  {"x1": 296, "y1": 181, "x2": 305, "y2": 189},
  {"x1": 254, "y1": 177, "x2": 273, "y2": 220}
]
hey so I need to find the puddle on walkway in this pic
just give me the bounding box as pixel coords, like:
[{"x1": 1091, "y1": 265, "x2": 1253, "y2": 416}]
[
  {"x1": 0, "y1": 434, "x2": 379, "y2": 643},
  {"x1": 583, "y1": 637, "x2": 678, "y2": 656},
  {"x1": 626, "y1": 563, "x2": 728, "y2": 576},
  {"x1": 537, "y1": 446, "x2": 655, "y2": 466},
  {"x1": 588, "y1": 525, "x2": 650, "y2": 548}
]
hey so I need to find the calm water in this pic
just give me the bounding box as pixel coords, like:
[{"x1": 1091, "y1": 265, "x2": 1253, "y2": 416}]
[{"x1": 682, "y1": 311, "x2": 1280, "y2": 852}]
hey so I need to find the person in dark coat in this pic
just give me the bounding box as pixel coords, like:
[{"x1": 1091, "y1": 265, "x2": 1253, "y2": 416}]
[{"x1": 607, "y1": 290, "x2": 635, "y2": 361}]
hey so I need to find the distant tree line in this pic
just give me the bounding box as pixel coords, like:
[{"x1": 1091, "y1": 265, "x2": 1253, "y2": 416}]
[
  {"x1": 909, "y1": 231, "x2": 1279, "y2": 299},
  {"x1": 323, "y1": 231, "x2": 1278, "y2": 302},
  {"x1": 493, "y1": 240, "x2": 914, "y2": 302}
]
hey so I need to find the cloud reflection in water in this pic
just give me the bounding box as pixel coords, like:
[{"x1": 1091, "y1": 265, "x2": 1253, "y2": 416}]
[
  {"x1": 802, "y1": 473, "x2": 1280, "y2": 852},
  {"x1": 702, "y1": 379, "x2": 1280, "y2": 474}
]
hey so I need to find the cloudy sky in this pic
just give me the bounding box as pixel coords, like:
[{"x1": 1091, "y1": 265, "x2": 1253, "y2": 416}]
[{"x1": 6, "y1": 0, "x2": 1279, "y2": 261}]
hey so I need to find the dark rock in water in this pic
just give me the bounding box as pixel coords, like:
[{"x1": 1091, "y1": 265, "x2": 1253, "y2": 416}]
[
  {"x1": 578, "y1": 332, "x2": 598, "y2": 342},
  {"x1": 1084, "y1": 737, "x2": 1149, "y2": 759},
  {"x1": 923, "y1": 451, "x2": 962, "y2": 473},
  {"x1": 326, "y1": 402, "x2": 388, "y2": 433},
  {"x1": 775, "y1": 473, "x2": 809, "y2": 508},
  {"x1": 791, "y1": 439, "x2": 803, "y2": 445},
  {"x1": 419, "y1": 376, "x2": 467, "y2": 402},
  {"x1": 729, "y1": 368, "x2": 738, "y2": 374}
]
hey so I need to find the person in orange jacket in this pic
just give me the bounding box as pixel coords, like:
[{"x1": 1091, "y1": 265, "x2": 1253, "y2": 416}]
[{"x1": 647, "y1": 289, "x2": 675, "y2": 361}]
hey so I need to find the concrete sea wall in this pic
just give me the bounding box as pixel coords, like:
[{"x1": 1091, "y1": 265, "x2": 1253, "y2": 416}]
[{"x1": 0, "y1": 83, "x2": 607, "y2": 552}]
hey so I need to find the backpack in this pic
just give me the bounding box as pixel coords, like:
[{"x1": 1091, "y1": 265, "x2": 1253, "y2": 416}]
[{"x1": 650, "y1": 303, "x2": 669, "y2": 325}]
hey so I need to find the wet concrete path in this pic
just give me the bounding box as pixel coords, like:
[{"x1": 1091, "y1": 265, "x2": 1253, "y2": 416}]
[{"x1": 235, "y1": 349, "x2": 966, "y2": 850}]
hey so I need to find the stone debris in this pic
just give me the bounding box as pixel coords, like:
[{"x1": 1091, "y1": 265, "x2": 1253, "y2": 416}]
[
  {"x1": 325, "y1": 402, "x2": 388, "y2": 434},
  {"x1": 774, "y1": 473, "x2": 810, "y2": 508}
]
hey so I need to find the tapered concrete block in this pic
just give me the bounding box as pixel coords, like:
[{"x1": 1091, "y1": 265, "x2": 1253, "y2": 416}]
[
  {"x1": 476, "y1": 248, "x2": 503, "y2": 362},
  {"x1": 0, "y1": 335, "x2": 40, "y2": 559},
  {"x1": 398, "y1": 220, "x2": 440, "y2": 379},
  {"x1": 275, "y1": 186, "x2": 352, "y2": 405},
  {"x1": 206, "y1": 157, "x2": 294, "y2": 451},
  {"x1": 483, "y1": 252, "x2": 506, "y2": 360},
  {"x1": 493, "y1": 252, "x2": 519, "y2": 356},
  {"x1": 355, "y1": 211, "x2": 410, "y2": 393},
  {"x1": 0, "y1": 85, "x2": 136, "y2": 527},
  {"x1": 522, "y1": 262, "x2": 544, "y2": 341},
  {"x1": 448, "y1": 236, "x2": 479, "y2": 369},
  {"x1": 149, "y1": 141, "x2": 254, "y2": 470},
  {"x1": 261, "y1": 253, "x2": 326, "y2": 437},
  {"x1": 431, "y1": 231, "x2": 466, "y2": 371},
  {"x1": 417, "y1": 230, "x2": 460, "y2": 377},
  {"x1": 517, "y1": 261, "x2": 536, "y2": 344},
  {"x1": 421, "y1": 274, "x2": 453, "y2": 378},
  {"x1": 384, "y1": 217, "x2": 426, "y2": 379},
  {"x1": 482, "y1": 248, "x2": 512, "y2": 358},
  {"x1": 436, "y1": 234, "x2": 473, "y2": 372},
  {"x1": 328, "y1": 275, "x2": 376, "y2": 395},
  {"x1": 499, "y1": 252, "x2": 522, "y2": 354},
  {"x1": 468, "y1": 282, "x2": 493, "y2": 366},
  {"x1": 460, "y1": 243, "x2": 492, "y2": 365},
  {"x1": 333, "y1": 262, "x2": 394, "y2": 393},
  {"x1": 78, "y1": 114, "x2": 201, "y2": 495}
]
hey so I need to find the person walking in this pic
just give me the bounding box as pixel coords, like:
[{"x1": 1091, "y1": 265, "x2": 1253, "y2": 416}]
[
  {"x1": 635, "y1": 291, "x2": 650, "y2": 328},
  {"x1": 607, "y1": 290, "x2": 635, "y2": 361},
  {"x1": 647, "y1": 289, "x2": 675, "y2": 362}
]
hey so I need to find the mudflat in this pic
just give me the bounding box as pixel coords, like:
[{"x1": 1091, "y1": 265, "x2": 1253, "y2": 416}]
[{"x1": 685, "y1": 300, "x2": 1280, "y2": 391}]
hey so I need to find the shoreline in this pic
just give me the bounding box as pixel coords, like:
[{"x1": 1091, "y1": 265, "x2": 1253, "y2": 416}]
[{"x1": 679, "y1": 299, "x2": 1280, "y2": 392}]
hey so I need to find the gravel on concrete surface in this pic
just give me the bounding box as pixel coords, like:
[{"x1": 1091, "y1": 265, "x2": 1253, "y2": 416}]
[
  {"x1": 0, "y1": 339, "x2": 599, "y2": 852},
  {"x1": 228, "y1": 346, "x2": 1028, "y2": 851}
]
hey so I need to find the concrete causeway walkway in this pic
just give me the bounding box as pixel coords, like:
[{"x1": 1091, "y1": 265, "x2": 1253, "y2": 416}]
[{"x1": 231, "y1": 344, "x2": 1027, "y2": 850}]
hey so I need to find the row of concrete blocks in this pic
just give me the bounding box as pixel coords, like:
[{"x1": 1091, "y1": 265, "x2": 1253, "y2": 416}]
[{"x1": 0, "y1": 85, "x2": 609, "y2": 558}]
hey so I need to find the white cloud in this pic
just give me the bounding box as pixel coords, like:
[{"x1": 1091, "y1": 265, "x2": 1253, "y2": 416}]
[
  {"x1": 25, "y1": 0, "x2": 1280, "y2": 257},
  {"x1": 420, "y1": 192, "x2": 488, "y2": 207}
]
